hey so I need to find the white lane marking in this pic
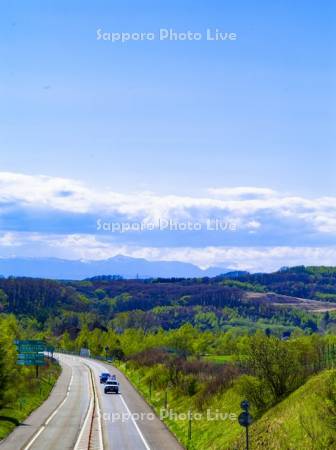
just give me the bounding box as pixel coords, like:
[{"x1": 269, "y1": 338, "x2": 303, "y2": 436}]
[
  {"x1": 22, "y1": 425, "x2": 46, "y2": 450},
  {"x1": 96, "y1": 386, "x2": 104, "y2": 450},
  {"x1": 74, "y1": 367, "x2": 94, "y2": 450},
  {"x1": 45, "y1": 374, "x2": 73, "y2": 426},
  {"x1": 22, "y1": 370, "x2": 73, "y2": 450},
  {"x1": 74, "y1": 363, "x2": 103, "y2": 450},
  {"x1": 119, "y1": 395, "x2": 151, "y2": 450},
  {"x1": 62, "y1": 357, "x2": 151, "y2": 450},
  {"x1": 81, "y1": 361, "x2": 105, "y2": 450},
  {"x1": 86, "y1": 359, "x2": 151, "y2": 449}
]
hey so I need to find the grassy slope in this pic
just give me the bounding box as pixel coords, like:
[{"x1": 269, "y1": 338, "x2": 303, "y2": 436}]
[
  {"x1": 117, "y1": 363, "x2": 335, "y2": 450},
  {"x1": 117, "y1": 362, "x2": 245, "y2": 449},
  {"x1": 0, "y1": 360, "x2": 61, "y2": 440},
  {"x1": 242, "y1": 369, "x2": 335, "y2": 450}
]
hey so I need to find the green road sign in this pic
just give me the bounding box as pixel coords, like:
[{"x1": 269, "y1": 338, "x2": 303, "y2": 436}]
[
  {"x1": 18, "y1": 345, "x2": 45, "y2": 353},
  {"x1": 17, "y1": 359, "x2": 45, "y2": 366},
  {"x1": 17, "y1": 355, "x2": 45, "y2": 363},
  {"x1": 18, "y1": 353, "x2": 45, "y2": 360},
  {"x1": 14, "y1": 340, "x2": 47, "y2": 367},
  {"x1": 14, "y1": 340, "x2": 45, "y2": 353},
  {"x1": 17, "y1": 353, "x2": 45, "y2": 366}
]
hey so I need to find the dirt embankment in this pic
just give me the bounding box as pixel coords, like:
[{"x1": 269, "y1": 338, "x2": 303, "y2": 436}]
[{"x1": 244, "y1": 291, "x2": 336, "y2": 312}]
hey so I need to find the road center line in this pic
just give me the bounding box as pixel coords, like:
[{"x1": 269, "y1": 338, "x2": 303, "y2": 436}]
[{"x1": 72, "y1": 358, "x2": 151, "y2": 450}]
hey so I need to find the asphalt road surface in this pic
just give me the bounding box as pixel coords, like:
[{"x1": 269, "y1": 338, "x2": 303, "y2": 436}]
[{"x1": 0, "y1": 354, "x2": 183, "y2": 450}]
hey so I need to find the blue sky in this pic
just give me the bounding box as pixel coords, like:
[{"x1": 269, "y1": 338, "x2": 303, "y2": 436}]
[{"x1": 0, "y1": 1, "x2": 335, "y2": 271}]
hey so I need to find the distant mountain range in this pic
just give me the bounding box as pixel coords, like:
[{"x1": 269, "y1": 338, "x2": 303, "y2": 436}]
[{"x1": 0, "y1": 255, "x2": 233, "y2": 280}]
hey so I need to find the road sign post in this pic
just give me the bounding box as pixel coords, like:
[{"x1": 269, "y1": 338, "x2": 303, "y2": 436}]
[
  {"x1": 14, "y1": 340, "x2": 46, "y2": 377},
  {"x1": 238, "y1": 400, "x2": 253, "y2": 450},
  {"x1": 188, "y1": 410, "x2": 192, "y2": 442},
  {"x1": 164, "y1": 389, "x2": 168, "y2": 409},
  {"x1": 164, "y1": 381, "x2": 172, "y2": 409}
]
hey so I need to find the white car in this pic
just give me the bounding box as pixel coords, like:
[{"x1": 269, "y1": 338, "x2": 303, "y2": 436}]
[{"x1": 104, "y1": 379, "x2": 119, "y2": 394}]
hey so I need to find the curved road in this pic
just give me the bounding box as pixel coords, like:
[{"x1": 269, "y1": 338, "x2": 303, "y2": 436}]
[{"x1": 0, "y1": 354, "x2": 183, "y2": 450}]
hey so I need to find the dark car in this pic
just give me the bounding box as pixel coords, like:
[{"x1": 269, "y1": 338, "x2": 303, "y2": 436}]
[
  {"x1": 100, "y1": 372, "x2": 111, "y2": 384},
  {"x1": 104, "y1": 380, "x2": 119, "y2": 394}
]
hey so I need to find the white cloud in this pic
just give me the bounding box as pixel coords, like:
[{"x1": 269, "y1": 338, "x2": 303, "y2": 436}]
[
  {"x1": 129, "y1": 245, "x2": 336, "y2": 272},
  {"x1": 0, "y1": 171, "x2": 336, "y2": 269},
  {"x1": 246, "y1": 220, "x2": 261, "y2": 229},
  {"x1": 0, "y1": 232, "x2": 21, "y2": 247},
  {"x1": 0, "y1": 231, "x2": 335, "y2": 272},
  {"x1": 1, "y1": 172, "x2": 336, "y2": 234},
  {"x1": 208, "y1": 187, "x2": 277, "y2": 198}
]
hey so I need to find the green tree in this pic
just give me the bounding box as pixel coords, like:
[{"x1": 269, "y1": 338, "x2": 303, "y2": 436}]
[
  {"x1": 0, "y1": 316, "x2": 18, "y2": 408},
  {"x1": 244, "y1": 333, "x2": 301, "y2": 401}
]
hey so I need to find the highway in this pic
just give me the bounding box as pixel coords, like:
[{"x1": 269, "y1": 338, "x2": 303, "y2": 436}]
[{"x1": 0, "y1": 354, "x2": 183, "y2": 450}]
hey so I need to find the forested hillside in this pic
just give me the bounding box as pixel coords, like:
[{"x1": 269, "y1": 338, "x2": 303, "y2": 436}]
[
  {"x1": 0, "y1": 278, "x2": 331, "y2": 339},
  {"x1": 221, "y1": 266, "x2": 336, "y2": 301},
  {"x1": 1, "y1": 268, "x2": 336, "y2": 339}
]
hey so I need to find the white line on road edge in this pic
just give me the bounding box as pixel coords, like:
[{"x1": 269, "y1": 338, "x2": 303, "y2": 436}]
[
  {"x1": 21, "y1": 371, "x2": 73, "y2": 450},
  {"x1": 58, "y1": 355, "x2": 150, "y2": 450},
  {"x1": 94, "y1": 378, "x2": 104, "y2": 450},
  {"x1": 86, "y1": 358, "x2": 151, "y2": 450},
  {"x1": 74, "y1": 364, "x2": 103, "y2": 450},
  {"x1": 119, "y1": 395, "x2": 151, "y2": 450},
  {"x1": 73, "y1": 367, "x2": 93, "y2": 450}
]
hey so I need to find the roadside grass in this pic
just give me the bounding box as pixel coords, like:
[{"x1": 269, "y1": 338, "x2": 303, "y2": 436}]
[
  {"x1": 117, "y1": 362, "x2": 336, "y2": 450},
  {"x1": 240, "y1": 369, "x2": 336, "y2": 450},
  {"x1": 0, "y1": 359, "x2": 61, "y2": 440},
  {"x1": 117, "y1": 362, "x2": 246, "y2": 449},
  {"x1": 202, "y1": 355, "x2": 237, "y2": 364}
]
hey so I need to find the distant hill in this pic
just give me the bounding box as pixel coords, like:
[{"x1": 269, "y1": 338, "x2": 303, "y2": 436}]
[
  {"x1": 0, "y1": 255, "x2": 231, "y2": 280},
  {"x1": 222, "y1": 265, "x2": 336, "y2": 301},
  {"x1": 1, "y1": 268, "x2": 335, "y2": 334}
]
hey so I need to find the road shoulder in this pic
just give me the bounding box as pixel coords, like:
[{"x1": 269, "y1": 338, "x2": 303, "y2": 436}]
[{"x1": 0, "y1": 360, "x2": 71, "y2": 450}]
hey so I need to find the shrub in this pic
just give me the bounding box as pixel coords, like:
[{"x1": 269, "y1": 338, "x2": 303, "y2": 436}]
[{"x1": 235, "y1": 375, "x2": 272, "y2": 412}]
